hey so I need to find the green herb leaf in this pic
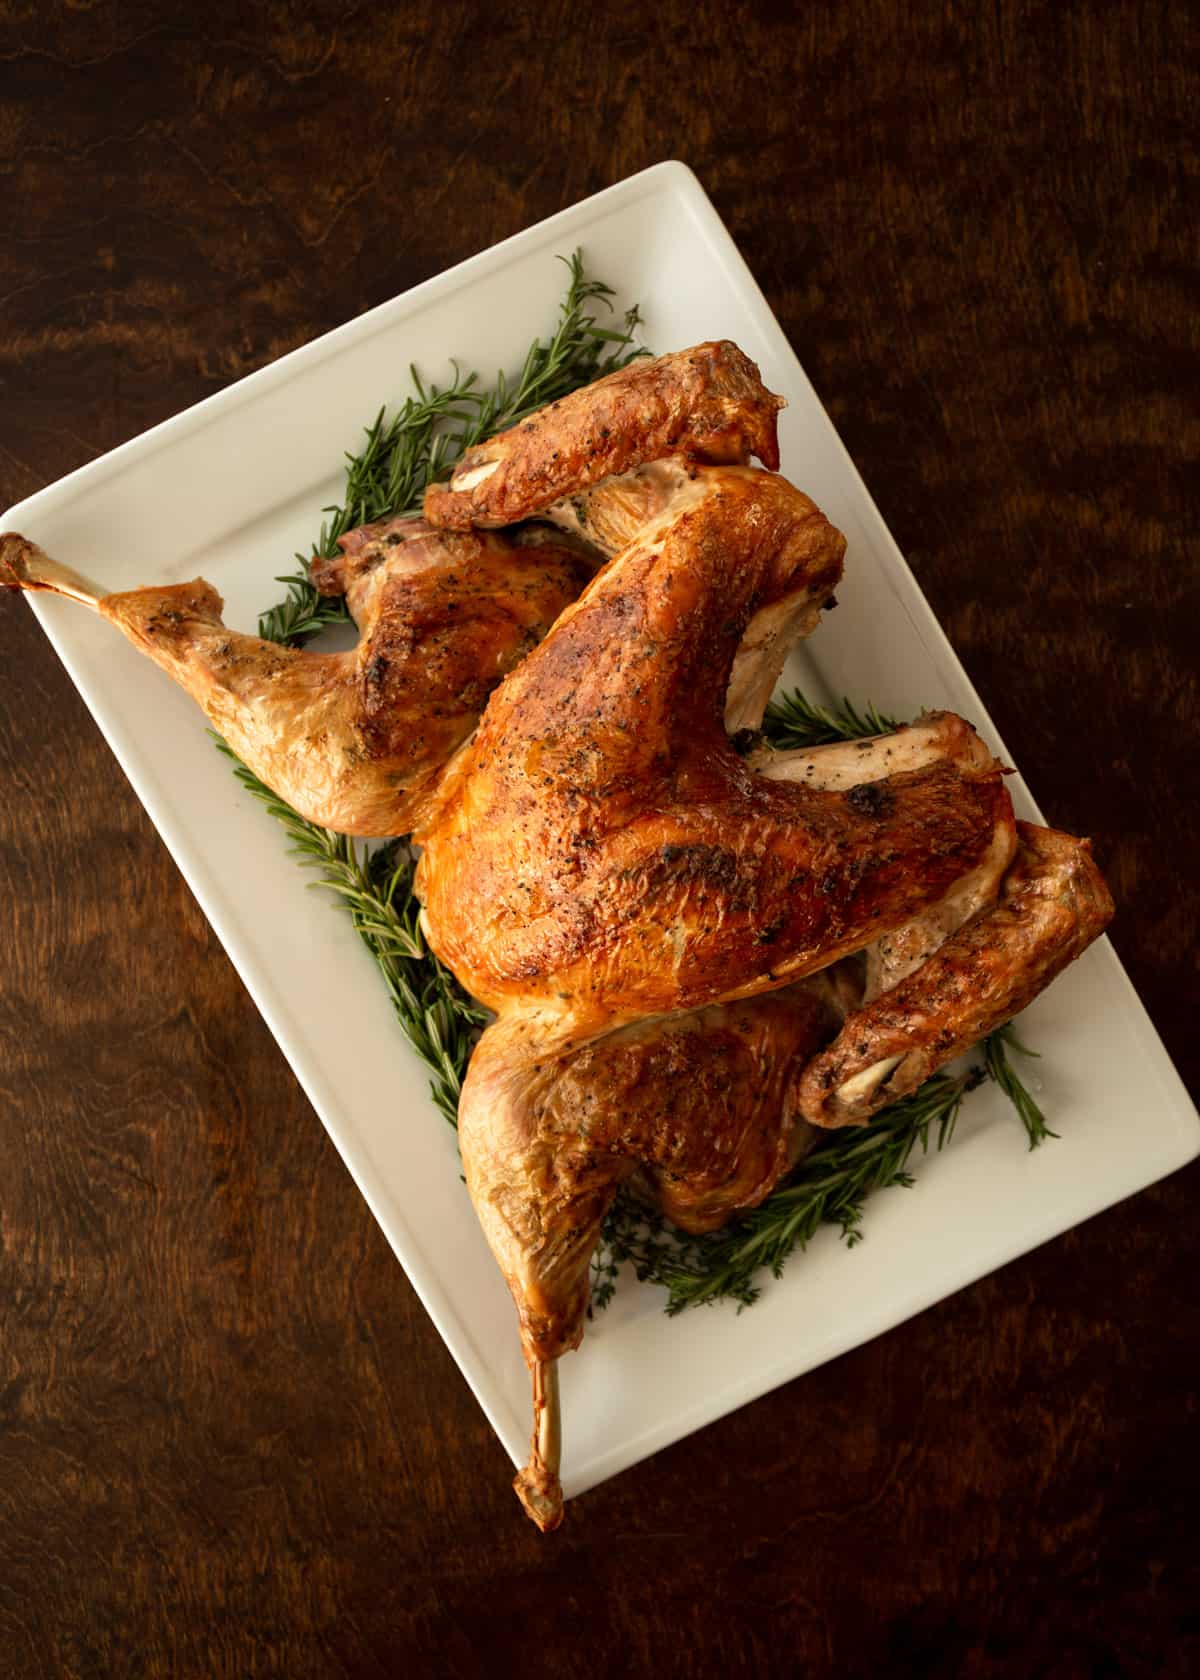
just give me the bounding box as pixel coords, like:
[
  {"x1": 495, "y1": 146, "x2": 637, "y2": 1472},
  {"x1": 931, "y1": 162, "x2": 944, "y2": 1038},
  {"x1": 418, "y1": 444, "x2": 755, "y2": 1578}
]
[
  {"x1": 983, "y1": 1024, "x2": 1057, "y2": 1148},
  {"x1": 591, "y1": 1067, "x2": 983, "y2": 1316},
  {"x1": 761, "y1": 689, "x2": 902, "y2": 751},
  {"x1": 211, "y1": 735, "x2": 483, "y2": 1124}
]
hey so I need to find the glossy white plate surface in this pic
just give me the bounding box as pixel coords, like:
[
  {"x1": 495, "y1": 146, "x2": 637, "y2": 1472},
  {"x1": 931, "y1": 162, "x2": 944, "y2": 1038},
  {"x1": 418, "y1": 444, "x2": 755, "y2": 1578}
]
[{"x1": 6, "y1": 161, "x2": 1197, "y2": 1503}]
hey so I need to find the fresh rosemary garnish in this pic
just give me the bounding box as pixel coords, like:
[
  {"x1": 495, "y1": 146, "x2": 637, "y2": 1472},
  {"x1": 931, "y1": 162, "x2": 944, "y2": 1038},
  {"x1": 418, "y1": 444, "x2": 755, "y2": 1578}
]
[
  {"x1": 591, "y1": 1067, "x2": 982, "y2": 1315},
  {"x1": 984, "y1": 1023, "x2": 1056, "y2": 1149},
  {"x1": 256, "y1": 252, "x2": 645, "y2": 647},
  {"x1": 761, "y1": 689, "x2": 901, "y2": 751},
  {"x1": 589, "y1": 1030, "x2": 1043, "y2": 1315},
  {"x1": 211, "y1": 736, "x2": 482, "y2": 1125},
  {"x1": 221, "y1": 251, "x2": 1055, "y2": 1318},
  {"x1": 257, "y1": 569, "x2": 352, "y2": 647}
]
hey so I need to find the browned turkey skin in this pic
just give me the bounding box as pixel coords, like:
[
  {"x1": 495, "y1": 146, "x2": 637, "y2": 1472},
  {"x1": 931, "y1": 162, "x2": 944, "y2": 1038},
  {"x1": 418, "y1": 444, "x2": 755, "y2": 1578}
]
[
  {"x1": 416, "y1": 367, "x2": 1112, "y2": 1532},
  {"x1": 424, "y1": 340, "x2": 784, "y2": 530},
  {"x1": 441, "y1": 712, "x2": 1026, "y2": 1393},
  {"x1": 0, "y1": 519, "x2": 590, "y2": 835},
  {"x1": 465, "y1": 969, "x2": 853, "y2": 1530},
  {"x1": 1, "y1": 343, "x2": 786, "y2": 834},
  {"x1": 461, "y1": 974, "x2": 848, "y2": 1360},
  {"x1": 797, "y1": 821, "x2": 1113, "y2": 1124},
  {"x1": 415, "y1": 469, "x2": 1009, "y2": 1026}
]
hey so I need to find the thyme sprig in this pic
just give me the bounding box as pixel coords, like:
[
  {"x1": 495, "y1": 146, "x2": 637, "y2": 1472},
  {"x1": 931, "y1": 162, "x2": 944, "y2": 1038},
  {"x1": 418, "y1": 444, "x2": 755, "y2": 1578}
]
[
  {"x1": 257, "y1": 252, "x2": 645, "y2": 646},
  {"x1": 224, "y1": 251, "x2": 1054, "y2": 1317}
]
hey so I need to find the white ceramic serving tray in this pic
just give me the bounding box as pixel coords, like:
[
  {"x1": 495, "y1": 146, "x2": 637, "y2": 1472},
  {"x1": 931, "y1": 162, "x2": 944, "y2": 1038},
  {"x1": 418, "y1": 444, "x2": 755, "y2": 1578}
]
[{"x1": 6, "y1": 162, "x2": 1197, "y2": 1505}]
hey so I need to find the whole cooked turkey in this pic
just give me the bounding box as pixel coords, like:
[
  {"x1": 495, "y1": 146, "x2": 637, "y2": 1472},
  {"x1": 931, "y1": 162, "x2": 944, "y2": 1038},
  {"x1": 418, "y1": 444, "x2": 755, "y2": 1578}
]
[{"x1": 1, "y1": 340, "x2": 1112, "y2": 1532}]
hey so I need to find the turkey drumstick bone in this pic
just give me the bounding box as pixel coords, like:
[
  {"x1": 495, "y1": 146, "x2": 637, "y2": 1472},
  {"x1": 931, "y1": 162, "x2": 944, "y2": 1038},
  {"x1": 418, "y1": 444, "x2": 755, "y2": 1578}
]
[{"x1": 0, "y1": 535, "x2": 104, "y2": 606}]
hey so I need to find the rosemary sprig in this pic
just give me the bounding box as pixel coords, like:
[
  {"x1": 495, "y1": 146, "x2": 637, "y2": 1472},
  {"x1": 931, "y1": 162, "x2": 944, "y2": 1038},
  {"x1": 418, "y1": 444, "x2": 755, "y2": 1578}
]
[
  {"x1": 257, "y1": 251, "x2": 645, "y2": 647},
  {"x1": 211, "y1": 735, "x2": 483, "y2": 1124},
  {"x1": 593, "y1": 1068, "x2": 981, "y2": 1315},
  {"x1": 984, "y1": 1023, "x2": 1056, "y2": 1148},
  {"x1": 591, "y1": 1026, "x2": 1048, "y2": 1315},
  {"x1": 761, "y1": 689, "x2": 902, "y2": 751},
  {"x1": 257, "y1": 569, "x2": 352, "y2": 646}
]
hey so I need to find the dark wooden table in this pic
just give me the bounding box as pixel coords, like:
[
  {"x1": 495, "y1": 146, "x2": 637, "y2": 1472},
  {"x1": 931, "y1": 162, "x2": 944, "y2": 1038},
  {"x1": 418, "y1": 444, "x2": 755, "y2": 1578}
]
[{"x1": 2, "y1": 5, "x2": 1197, "y2": 1675}]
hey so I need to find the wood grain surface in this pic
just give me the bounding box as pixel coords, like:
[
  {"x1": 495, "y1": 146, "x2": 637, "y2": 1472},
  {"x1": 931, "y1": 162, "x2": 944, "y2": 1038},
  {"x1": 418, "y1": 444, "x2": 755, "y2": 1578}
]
[{"x1": 1, "y1": 3, "x2": 1197, "y2": 1675}]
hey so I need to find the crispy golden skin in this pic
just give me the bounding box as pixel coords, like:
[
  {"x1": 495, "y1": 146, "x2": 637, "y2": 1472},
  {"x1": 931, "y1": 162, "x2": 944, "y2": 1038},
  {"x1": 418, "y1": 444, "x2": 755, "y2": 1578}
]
[
  {"x1": 423, "y1": 341, "x2": 784, "y2": 530},
  {"x1": 7, "y1": 335, "x2": 1116, "y2": 1535},
  {"x1": 418, "y1": 434, "x2": 1095, "y2": 1530},
  {"x1": 416, "y1": 467, "x2": 1011, "y2": 1025},
  {"x1": 2, "y1": 521, "x2": 590, "y2": 835},
  {"x1": 458, "y1": 976, "x2": 849, "y2": 1367},
  {"x1": 796, "y1": 822, "x2": 1114, "y2": 1125}
]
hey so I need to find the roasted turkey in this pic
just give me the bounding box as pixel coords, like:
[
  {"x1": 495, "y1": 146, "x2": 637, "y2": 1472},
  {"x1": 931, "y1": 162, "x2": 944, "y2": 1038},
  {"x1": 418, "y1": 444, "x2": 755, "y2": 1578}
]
[
  {"x1": 2, "y1": 338, "x2": 1113, "y2": 1534},
  {"x1": 415, "y1": 359, "x2": 1113, "y2": 1529},
  {"x1": 0, "y1": 518, "x2": 593, "y2": 837},
  {"x1": 0, "y1": 345, "x2": 780, "y2": 835}
]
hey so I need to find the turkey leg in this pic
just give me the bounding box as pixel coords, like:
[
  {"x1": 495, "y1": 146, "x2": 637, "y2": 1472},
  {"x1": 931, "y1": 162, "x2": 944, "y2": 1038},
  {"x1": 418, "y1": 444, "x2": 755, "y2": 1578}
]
[
  {"x1": 513, "y1": 1359, "x2": 563, "y2": 1533},
  {"x1": 2, "y1": 523, "x2": 588, "y2": 836}
]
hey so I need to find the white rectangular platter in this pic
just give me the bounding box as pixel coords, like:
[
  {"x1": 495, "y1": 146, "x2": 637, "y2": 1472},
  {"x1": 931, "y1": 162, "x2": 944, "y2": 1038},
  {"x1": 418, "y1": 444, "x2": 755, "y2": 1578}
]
[{"x1": 6, "y1": 161, "x2": 1197, "y2": 1503}]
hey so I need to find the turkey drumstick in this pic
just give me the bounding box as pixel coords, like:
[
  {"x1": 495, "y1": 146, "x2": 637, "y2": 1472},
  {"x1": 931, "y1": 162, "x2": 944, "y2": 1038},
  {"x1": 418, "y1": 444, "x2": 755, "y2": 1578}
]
[
  {"x1": 460, "y1": 969, "x2": 855, "y2": 1530},
  {"x1": 2, "y1": 342, "x2": 787, "y2": 835},
  {"x1": 1, "y1": 520, "x2": 590, "y2": 835}
]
